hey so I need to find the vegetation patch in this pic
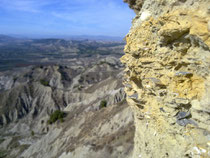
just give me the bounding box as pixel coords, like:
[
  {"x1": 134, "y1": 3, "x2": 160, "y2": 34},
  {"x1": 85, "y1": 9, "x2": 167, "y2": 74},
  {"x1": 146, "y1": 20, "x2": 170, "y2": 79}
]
[
  {"x1": 99, "y1": 100, "x2": 107, "y2": 109},
  {"x1": 0, "y1": 150, "x2": 7, "y2": 158},
  {"x1": 47, "y1": 110, "x2": 66, "y2": 124},
  {"x1": 0, "y1": 138, "x2": 5, "y2": 144},
  {"x1": 31, "y1": 130, "x2": 34, "y2": 136},
  {"x1": 40, "y1": 79, "x2": 50, "y2": 86}
]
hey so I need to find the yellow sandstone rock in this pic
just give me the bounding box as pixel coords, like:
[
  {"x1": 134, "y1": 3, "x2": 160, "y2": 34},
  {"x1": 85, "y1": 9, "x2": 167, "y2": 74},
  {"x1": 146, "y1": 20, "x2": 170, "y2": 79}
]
[{"x1": 122, "y1": 0, "x2": 210, "y2": 157}]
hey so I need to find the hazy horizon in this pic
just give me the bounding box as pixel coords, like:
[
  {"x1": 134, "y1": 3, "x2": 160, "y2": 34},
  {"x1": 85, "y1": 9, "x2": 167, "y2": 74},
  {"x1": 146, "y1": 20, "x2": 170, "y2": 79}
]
[
  {"x1": 0, "y1": 0, "x2": 135, "y2": 37},
  {"x1": 1, "y1": 33, "x2": 125, "y2": 40}
]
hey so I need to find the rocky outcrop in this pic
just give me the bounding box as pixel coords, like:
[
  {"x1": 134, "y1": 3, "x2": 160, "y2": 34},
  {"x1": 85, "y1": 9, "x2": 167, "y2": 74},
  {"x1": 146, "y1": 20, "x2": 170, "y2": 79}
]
[{"x1": 122, "y1": 0, "x2": 210, "y2": 157}]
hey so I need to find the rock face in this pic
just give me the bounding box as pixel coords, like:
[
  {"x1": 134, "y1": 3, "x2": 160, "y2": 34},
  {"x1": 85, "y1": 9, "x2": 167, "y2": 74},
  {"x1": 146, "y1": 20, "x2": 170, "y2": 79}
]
[{"x1": 121, "y1": 0, "x2": 210, "y2": 157}]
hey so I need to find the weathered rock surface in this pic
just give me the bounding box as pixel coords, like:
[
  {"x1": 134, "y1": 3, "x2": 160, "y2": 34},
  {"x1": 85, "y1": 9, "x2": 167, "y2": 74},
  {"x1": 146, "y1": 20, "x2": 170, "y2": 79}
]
[{"x1": 122, "y1": 0, "x2": 210, "y2": 157}]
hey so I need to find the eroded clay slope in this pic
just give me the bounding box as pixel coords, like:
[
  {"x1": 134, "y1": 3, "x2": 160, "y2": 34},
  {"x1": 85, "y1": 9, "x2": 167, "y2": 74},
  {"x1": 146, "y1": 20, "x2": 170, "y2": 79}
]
[
  {"x1": 122, "y1": 0, "x2": 210, "y2": 157},
  {"x1": 0, "y1": 57, "x2": 134, "y2": 158}
]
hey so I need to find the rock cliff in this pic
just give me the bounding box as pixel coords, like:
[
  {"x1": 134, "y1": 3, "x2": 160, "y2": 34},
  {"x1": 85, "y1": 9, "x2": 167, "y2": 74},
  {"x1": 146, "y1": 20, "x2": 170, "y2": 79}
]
[{"x1": 121, "y1": 0, "x2": 210, "y2": 157}]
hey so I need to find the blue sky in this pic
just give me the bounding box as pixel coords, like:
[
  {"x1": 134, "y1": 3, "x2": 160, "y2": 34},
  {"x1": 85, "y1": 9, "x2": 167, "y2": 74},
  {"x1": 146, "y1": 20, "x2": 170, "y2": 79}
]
[{"x1": 0, "y1": 0, "x2": 135, "y2": 37}]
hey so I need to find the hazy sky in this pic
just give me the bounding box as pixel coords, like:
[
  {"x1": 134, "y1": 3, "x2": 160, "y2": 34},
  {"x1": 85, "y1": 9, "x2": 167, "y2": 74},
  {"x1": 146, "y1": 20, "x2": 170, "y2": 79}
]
[{"x1": 0, "y1": 0, "x2": 135, "y2": 37}]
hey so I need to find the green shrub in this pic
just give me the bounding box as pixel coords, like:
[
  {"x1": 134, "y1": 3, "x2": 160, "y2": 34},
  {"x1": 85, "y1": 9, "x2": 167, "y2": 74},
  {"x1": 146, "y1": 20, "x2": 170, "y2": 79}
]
[
  {"x1": 13, "y1": 77, "x2": 18, "y2": 82},
  {"x1": 47, "y1": 110, "x2": 65, "y2": 124},
  {"x1": 99, "y1": 100, "x2": 107, "y2": 109},
  {"x1": 40, "y1": 79, "x2": 49, "y2": 86},
  {"x1": 0, "y1": 138, "x2": 5, "y2": 144},
  {"x1": 31, "y1": 131, "x2": 34, "y2": 136},
  {"x1": 0, "y1": 150, "x2": 7, "y2": 158}
]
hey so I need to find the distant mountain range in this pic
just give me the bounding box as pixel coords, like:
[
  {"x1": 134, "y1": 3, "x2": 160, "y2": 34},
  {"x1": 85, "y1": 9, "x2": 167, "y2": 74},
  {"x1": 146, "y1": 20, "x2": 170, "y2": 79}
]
[
  {"x1": 65, "y1": 35, "x2": 124, "y2": 41},
  {"x1": 3, "y1": 34, "x2": 124, "y2": 42},
  {"x1": 0, "y1": 34, "x2": 20, "y2": 43}
]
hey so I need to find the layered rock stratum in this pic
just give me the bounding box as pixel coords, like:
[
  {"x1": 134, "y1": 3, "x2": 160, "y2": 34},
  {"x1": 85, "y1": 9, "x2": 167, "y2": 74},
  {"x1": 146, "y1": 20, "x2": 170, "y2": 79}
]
[{"x1": 122, "y1": 0, "x2": 210, "y2": 157}]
